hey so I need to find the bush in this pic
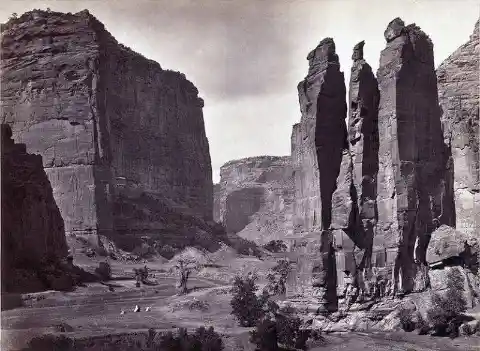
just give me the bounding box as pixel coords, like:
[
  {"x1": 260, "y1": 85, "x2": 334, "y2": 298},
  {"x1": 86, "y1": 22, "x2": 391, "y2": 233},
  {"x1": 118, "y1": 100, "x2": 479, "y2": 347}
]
[
  {"x1": 95, "y1": 262, "x2": 112, "y2": 280},
  {"x1": 230, "y1": 273, "x2": 266, "y2": 327},
  {"x1": 263, "y1": 240, "x2": 287, "y2": 253},
  {"x1": 265, "y1": 260, "x2": 292, "y2": 296},
  {"x1": 275, "y1": 307, "x2": 311, "y2": 350},
  {"x1": 250, "y1": 319, "x2": 279, "y2": 351},
  {"x1": 22, "y1": 334, "x2": 72, "y2": 351},
  {"x1": 398, "y1": 305, "x2": 416, "y2": 332},
  {"x1": 158, "y1": 326, "x2": 224, "y2": 351},
  {"x1": 416, "y1": 313, "x2": 430, "y2": 335},
  {"x1": 426, "y1": 268, "x2": 467, "y2": 337},
  {"x1": 250, "y1": 307, "x2": 312, "y2": 351}
]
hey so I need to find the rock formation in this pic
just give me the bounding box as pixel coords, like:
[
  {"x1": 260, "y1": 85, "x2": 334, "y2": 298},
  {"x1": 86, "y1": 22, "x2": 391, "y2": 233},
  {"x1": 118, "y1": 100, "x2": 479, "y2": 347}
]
[
  {"x1": 1, "y1": 124, "x2": 71, "y2": 293},
  {"x1": 331, "y1": 41, "x2": 380, "y2": 290},
  {"x1": 216, "y1": 156, "x2": 294, "y2": 244},
  {"x1": 1, "y1": 10, "x2": 214, "y2": 251},
  {"x1": 437, "y1": 18, "x2": 480, "y2": 238},
  {"x1": 376, "y1": 18, "x2": 455, "y2": 294},
  {"x1": 289, "y1": 38, "x2": 348, "y2": 312}
]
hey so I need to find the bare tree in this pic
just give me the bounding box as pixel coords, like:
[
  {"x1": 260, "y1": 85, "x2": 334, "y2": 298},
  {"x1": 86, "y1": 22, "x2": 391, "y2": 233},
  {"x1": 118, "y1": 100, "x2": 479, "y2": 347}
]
[{"x1": 174, "y1": 258, "x2": 199, "y2": 295}]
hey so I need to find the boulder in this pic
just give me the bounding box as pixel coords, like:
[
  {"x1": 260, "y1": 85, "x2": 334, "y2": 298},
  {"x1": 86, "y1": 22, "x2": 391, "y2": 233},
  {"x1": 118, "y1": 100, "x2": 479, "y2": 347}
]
[{"x1": 426, "y1": 225, "x2": 478, "y2": 265}]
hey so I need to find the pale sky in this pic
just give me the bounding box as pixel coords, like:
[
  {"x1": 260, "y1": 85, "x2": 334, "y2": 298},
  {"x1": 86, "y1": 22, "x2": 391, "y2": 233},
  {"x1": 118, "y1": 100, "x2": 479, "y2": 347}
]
[{"x1": 1, "y1": 0, "x2": 479, "y2": 183}]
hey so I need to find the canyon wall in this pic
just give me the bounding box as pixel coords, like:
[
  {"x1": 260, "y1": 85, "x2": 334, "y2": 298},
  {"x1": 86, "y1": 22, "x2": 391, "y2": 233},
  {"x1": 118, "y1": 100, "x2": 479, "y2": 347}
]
[
  {"x1": 216, "y1": 156, "x2": 294, "y2": 244},
  {"x1": 376, "y1": 18, "x2": 455, "y2": 293},
  {"x1": 1, "y1": 124, "x2": 69, "y2": 293},
  {"x1": 437, "y1": 18, "x2": 480, "y2": 238},
  {"x1": 1, "y1": 10, "x2": 214, "y2": 250}
]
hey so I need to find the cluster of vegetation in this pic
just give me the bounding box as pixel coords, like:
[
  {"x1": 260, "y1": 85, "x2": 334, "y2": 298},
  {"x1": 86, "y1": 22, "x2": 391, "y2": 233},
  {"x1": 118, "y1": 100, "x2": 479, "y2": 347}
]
[
  {"x1": 265, "y1": 259, "x2": 292, "y2": 296},
  {"x1": 22, "y1": 327, "x2": 224, "y2": 351},
  {"x1": 21, "y1": 334, "x2": 73, "y2": 351},
  {"x1": 95, "y1": 261, "x2": 112, "y2": 280},
  {"x1": 155, "y1": 326, "x2": 224, "y2": 351},
  {"x1": 398, "y1": 268, "x2": 468, "y2": 338},
  {"x1": 263, "y1": 240, "x2": 288, "y2": 253},
  {"x1": 230, "y1": 267, "x2": 322, "y2": 350}
]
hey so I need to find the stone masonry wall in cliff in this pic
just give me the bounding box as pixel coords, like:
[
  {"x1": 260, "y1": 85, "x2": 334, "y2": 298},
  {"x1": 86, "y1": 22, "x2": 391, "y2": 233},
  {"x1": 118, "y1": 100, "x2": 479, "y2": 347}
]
[
  {"x1": 376, "y1": 18, "x2": 455, "y2": 294},
  {"x1": 1, "y1": 10, "x2": 213, "y2": 246},
  {"x1": 437, "y1": 18, "x2": 480, "y2": 238},
  {"x1": 217, "y1": 156, "x2": 294, "y2": 244},
  {"x1": 1, "y1": 124, "x2": 69, "y2": 292}
]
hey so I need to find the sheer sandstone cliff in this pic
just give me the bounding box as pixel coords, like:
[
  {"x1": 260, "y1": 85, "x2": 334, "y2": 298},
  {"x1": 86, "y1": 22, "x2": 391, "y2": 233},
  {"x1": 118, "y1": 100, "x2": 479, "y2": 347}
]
[
  {"x1": 289, "y1": 38, "x2": 348, "y2": 312},
  {"x1": 216, "y1": 156, "x2": 294, "y2": 245},
  {"x1": 1, "y1": 10, "x2": 214, "y2": 251},
  {"x1": 437, "y1": 18, "x2": 480, "y2": 238},
  {"x1": 376, "y1": 18, "x2": 455, "y2": 294}
]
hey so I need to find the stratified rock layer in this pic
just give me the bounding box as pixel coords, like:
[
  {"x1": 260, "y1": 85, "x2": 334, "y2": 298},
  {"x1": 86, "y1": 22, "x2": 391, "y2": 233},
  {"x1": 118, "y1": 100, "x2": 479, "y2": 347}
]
[
  {"x1": 217, "y1": 156, "x2": 294, "y2": 244},
  {"x1": 1, "y1": 124, "x2": 69, "y2": 293},
  {"x1": 1, "y1": 10, "x2": 213, "y2": 250},
  {"x1": 437, "y1": 18, "x2": 480, "y2": 237},
  {"x1": 376, "y1": 18, "x2": 455, "y2": 294}
]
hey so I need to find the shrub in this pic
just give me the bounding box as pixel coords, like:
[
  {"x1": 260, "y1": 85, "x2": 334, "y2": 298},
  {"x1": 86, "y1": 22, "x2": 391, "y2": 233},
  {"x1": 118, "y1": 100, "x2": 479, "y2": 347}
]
[
  {"x1": 95, "y1": 261, "x2": 112, "y2": 280},
  {"x1": 22, "y1": 334, "x2": 73, "y2": 351},
  {"x1": 230, "y1": 273, "x2": 265, "y2": 327},
  {"x1": 265, "y1": 260, "x2": 292, "y2": 296},
  {"x1": 426, "y1": 268, "x2": 467, "y2": 337},
  {"x1": 158, "y1": 326, "x2": 223, "y2": 351},
  {"x1": 250, "y1": 319, "x2": 279, "y2": 351},
  {"x1": 398, "y1": 305, "x2": 416, "y2": 332},
  {"x1": 275, "y1": 307, "x2": 311, "y2": 350},
  {"x1": 263, "y1": 240, "x2": 287, "y2": 253},
  {"x1": 416, "y1": 313, "x2": 430, "y2": 335},
  {"x1": 250, "y1": 307, "x2": 312, "y2": 351}
]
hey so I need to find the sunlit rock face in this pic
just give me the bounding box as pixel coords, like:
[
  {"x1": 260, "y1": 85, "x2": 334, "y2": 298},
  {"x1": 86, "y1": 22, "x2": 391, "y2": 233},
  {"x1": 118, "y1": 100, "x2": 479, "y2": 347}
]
[
  {"x1": 216, "y1": 156, "x2": 295, "y2": 245},
  {"x1": 376, "y1": 18, "x2": 455, "y2": 294},
  {"x1": 1, "y1": 10, "x2": 214, "y2": 250},
  {"x1": 437, "y1": 18, "x2": 480, "y2": 238}
]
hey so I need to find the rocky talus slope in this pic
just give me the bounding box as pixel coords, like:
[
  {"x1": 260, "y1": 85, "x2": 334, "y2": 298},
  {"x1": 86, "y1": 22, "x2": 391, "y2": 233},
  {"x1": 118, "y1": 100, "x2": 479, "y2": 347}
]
[
  {"x1": 437, "y1": 18, "x2": 480, "y2": 237},
  {"x1": 1, "y1": 10, "x2": 216, "y2": 253},
  {"x1": 215, "y1": 156, "x2": 294, "y2": 245},
  {"x1": 1, "y1": 124, "x2": 71, "y2": 293}
]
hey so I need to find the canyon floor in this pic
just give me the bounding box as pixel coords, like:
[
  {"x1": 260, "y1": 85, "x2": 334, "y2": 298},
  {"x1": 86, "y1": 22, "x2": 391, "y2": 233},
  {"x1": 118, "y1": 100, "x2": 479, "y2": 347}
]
[{"x1": 2, "y1": 255, "x2": 480, "y2": 351}]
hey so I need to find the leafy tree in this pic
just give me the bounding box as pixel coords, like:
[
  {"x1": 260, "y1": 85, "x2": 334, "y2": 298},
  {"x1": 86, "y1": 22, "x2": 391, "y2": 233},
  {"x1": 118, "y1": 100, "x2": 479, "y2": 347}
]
[
  {"x1": 426, "y1": 268, "x2": 467, "y2": 337},
  {"x1": 230, "y1": 273, "x2": 265, "y2": 327}
]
